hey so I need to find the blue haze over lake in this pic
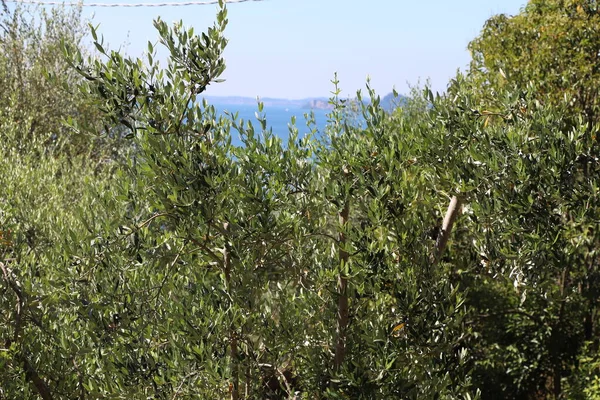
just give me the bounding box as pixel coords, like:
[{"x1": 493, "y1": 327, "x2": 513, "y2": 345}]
[
  {"x1": 204, "y1": 92, "x2": 402, "y2": 146},
  {"x1": 209, "y1": 102, "x2": 331, "y2": 145}
]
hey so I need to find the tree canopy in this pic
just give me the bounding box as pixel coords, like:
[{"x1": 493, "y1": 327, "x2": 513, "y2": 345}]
[{"x1": 468, "y1": 0, "x2": 600, "y2": 128}]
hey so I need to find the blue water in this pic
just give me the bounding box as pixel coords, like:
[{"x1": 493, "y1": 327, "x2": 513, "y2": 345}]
[{"x1": 210, "y1": 103, "x2": 331, "y2": 145}]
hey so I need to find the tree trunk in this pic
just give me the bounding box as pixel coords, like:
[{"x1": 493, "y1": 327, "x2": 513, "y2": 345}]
[
  {"x1": 223, "y1": 223, "x2": 239, "y2": 400},
  {"x1": 333, "y1": 200, "x2": 350, "y2": 372},
  {"x1": 1, "y1": 262, "x2": 54, "y2": 400}
]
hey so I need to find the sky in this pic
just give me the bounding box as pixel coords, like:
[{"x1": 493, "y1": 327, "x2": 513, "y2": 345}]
[{"x1": 79, "y1": 0, "x2": 527, "y2": 99}]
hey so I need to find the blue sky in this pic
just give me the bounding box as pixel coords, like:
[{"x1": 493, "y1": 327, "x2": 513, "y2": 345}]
[{"x1": 84, "y1": 0, "x2": 527, "y2": 99}]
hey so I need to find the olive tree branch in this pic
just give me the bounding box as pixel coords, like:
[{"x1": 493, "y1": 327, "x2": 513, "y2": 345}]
[{"x1": 432, "y1": 195, "x2": 463, "y2": 265}]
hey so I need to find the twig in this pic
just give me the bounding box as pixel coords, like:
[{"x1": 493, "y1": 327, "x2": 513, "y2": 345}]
[
  {"x1": 154, "y1": 243, "x2": 186, "y2": 304},
  {"x1": 0, "y1": 262, "x2": 24, "y2": 343},
  {"x1": 188, "y1": 237, "x2": 223, "y2": 267},
  {"x1": 136, "y1": 212, "x2": 175, "y2": 231},
  {"x1": 276, "y1": 366, "x2": 293, "y2": 397},
  {"x1": 171, "y1": 372, "x2": 198, "y2": 399}
]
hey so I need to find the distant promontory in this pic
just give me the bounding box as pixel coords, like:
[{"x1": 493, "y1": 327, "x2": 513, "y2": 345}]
[
  {"x1": 301, "y1": 99, "x2": 334, "y2": 110},
  {"x1": 202, "y1": 93, "x2": 407, "y2": 112}
]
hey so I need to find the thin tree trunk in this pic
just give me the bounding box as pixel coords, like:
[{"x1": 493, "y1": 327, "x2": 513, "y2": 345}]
[
  {"x1": 223, "y1": 223, "x2": 239, "y2": 400},
  {"x1": 551, "y1": 264, "x2": 571, "y2": 399},
  {"x1": 230, "y1": 333, "x2": 240, "y2": 400},
  {"x1": 432, "y1": 195, "x2": 463, "y2": 265},
  {"x1": 23, "y1": 358, "x2": 54, "y2": 400},
  {"x1": 1, "y1": 262, "x2": 54, "y2": 400},
  {"x1": 244, "y1": 363, "x2": 251, "y2": 399},
  {"x1": 333, "y1": 201, "x2": 350, "y2": 372}
]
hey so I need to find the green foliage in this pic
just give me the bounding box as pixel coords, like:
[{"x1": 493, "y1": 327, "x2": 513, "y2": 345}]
[
  {"x1": 456, "y1": 2, "x2": 600, "y2": 397},
  {"x1": 566, "y1": 341, "x2": 600, "y2": 399},
  {"x1": 468, "y1": 0, "x2": 600, "y2": 128},
  {"x1": 0, "y1": 125, "x2": 122, "y2": 397},
  {"x1": 3, "y1": 0, "x2": 600, "y2": 398},
  {"x1": 423, "y1": 72, "x2": 600, "y2": 398}
]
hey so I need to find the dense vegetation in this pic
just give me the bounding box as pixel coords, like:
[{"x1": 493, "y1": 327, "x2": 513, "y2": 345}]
[{"x1": 1, "y1": 0, "x2": 600, "y2": 398}]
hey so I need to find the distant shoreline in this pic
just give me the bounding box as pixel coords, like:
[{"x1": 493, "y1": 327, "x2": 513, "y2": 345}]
[
  {"x1": 202, "y1": 95, "x2": 330, "y2": 109},
  {"x1": 202, "y1": 92, "x2": 406, "y2": 112}
]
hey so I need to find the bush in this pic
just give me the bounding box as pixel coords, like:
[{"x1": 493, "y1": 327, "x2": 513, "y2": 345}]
[{"x1": 0, "y1": 3, "x2": 127, "y2": 160}]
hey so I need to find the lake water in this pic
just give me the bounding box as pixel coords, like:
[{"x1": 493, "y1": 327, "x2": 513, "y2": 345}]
[{"x1": 209, "y1": 103, "x2": 331, "y2": 145}]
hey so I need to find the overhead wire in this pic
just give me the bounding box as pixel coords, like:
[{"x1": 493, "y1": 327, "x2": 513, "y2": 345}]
[{"x1": 5, "y1": 0, "x2": 264, "y2": 7}]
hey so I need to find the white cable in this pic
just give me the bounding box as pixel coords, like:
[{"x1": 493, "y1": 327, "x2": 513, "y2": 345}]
[{"x1": 6, "y1": 0, "x2": 263, "y2": 7}]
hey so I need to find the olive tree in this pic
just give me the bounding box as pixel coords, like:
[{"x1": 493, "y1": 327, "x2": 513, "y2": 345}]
[{"x1": 60, "y1": 2, "x2": 477, "y2": 398}]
